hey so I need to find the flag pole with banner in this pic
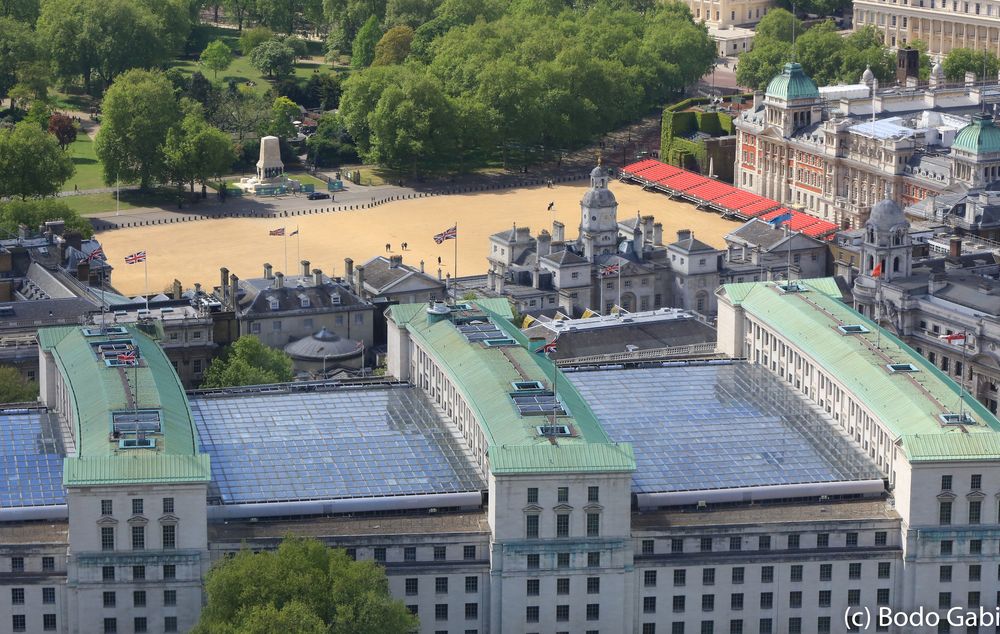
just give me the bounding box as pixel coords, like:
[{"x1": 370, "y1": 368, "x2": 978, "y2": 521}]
[
  {"x1": 433, "y1": 224, "x2": 458, "y2": 293},
  {"x1": 536, "y1": 340, "x2": 559, "y2": 427},
  {"x1": 290, "y1": 226, "x2": 300, "y2": 267},
  {"x1": 454, "y1": 221, "x2": 458, "y2": 294},
  {"x1": 269, "y1": 227, "x2": 286, "y2": 274},
  {"x1": 125, "y1": 251, "x2": 149, "y2": 310},
  {"x1": 940, "y1": 331, "x2": 970, "y2": 419}
]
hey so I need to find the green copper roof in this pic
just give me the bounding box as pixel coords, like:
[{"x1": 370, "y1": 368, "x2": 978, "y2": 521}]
[
  {"x1": 38, "y1": 326, "x2": 210, "y2": 486},
  {"x1": 765, "y1": 62, "x2": 819, "y2": 102},
  {"x1": 387, "y1": 299, "x2": 635, "y2": 475},
  {"x1": 719, "y1": 279, "x2": 1000, "y2": 461},
  {"x1": 952, "y1": 114, "x2": 1000, "y2": 155}
]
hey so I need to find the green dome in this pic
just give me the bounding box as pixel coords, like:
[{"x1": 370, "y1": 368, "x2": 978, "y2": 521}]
[
  {"x1": 953, "y1": 114, "x2": 1000, "y2": 155},
  {"x1": 765, "y1": 62, "x2": 819, "y2": 102}
]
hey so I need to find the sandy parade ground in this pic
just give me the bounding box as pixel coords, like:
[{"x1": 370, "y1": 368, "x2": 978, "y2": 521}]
[{"x1": 98, "y1": 181, "x2": 744, "y2": 295}]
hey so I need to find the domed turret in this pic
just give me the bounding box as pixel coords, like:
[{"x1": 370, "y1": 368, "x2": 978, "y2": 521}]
[
  {"x1": 867, "y1": 198, "x2": 907, "y2": 231},
  {"x1": 765, "y1": 62, "x2": 820, "y2": 102},
  {"x1": 861, "y1": 65, "x2": 875, "y2": 85},
  {"x1": 953, "y1": 114, "x2": 1000, "y2": 155}
]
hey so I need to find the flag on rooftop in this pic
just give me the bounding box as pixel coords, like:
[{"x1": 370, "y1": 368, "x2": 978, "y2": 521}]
[
  {"x1": 124, "y1": 251, "x2": 146, "y2": 265},
  {"x1": 269, "y1": 227, "x2": 285, "y2": 236},
  {"x1": 871, "y1": 262, "x2": 883, "y2": 278},
  {"x1": 768, "y1": 212, "x2": 794, "y2": 227},
  {"x1": 536, "y1": 341, "x2": 558, "y2": 355},
  {"x1": 600, "y1": 263, "x2": 620, "y2": 277},
  {"x1": 117, "y1": 350, "x2": 136, "y2": 365},
  {"x1": 289, "y1": 229, "x2": 299, "y2": 236},
  {"x1": 939, "y1": 332, "x2": 967, "y2": 344},
  {"x1": 83, "y1": 246, "x2": 104, "y2": 262},
  {"x1": 434, "y1": 225, "x2": 457, "y2": 244},
  {"x1": 582, "y1": 308, "x2": 600, "y2": 318}
]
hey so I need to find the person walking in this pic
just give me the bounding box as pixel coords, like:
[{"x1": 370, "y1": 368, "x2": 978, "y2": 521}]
[{"x1": 385, "y1": 243, "x2": 391, "y2": 253}]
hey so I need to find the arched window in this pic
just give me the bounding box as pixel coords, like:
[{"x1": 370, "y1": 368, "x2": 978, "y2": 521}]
[
  {"x1": 867, "y1": 255, "x2": 874, "y2": 272},
  {"x1": 893, "y1": 256, "x2": 900, "y2": 272}
]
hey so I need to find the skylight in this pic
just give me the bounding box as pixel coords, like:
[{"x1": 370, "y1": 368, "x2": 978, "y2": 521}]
[
  {"x1": 939, "y1": 413, "x2": 975, "y2": 425},
  {"x1": 112, "y1": 410, "x2": 161, "y2": 434},
  {"x1": 537, "y1": 425, "x2": 571, "y2": 436},
  {"x1": 511, "y1": 392, "x2": 566, "y2": 417},
  {"x1": 838, "y1": 325, "x2": 869, "y2": 335},
  {"x1": 887, "y1": 363, "x2": 919, "y2": 373}
]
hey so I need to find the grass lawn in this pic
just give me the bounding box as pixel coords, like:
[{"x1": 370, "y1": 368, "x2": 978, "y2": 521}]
[
  {"x1": 64, "y1": 189, "x2": 178, "y2": 216},
  {"x1": 286, "y1": 172, "x2": 327, "y2": 188},
  {"x1": 64, "y1": 136, "x2": 113, "y2": 192}
]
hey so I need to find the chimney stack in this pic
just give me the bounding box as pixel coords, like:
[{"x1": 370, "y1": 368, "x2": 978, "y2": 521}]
[
  {"x1": 753, "y1": 90, "x2": 763, "y2": 110},
  {"x1": 949, "y1": 236, "x2": 962, "y2": 258},
  {"x1": 420, "y1": 259, "x2": 425, "y2": 273},
  {"x1": 389, "y1": 255, "x2": 402, "y2": 268},
  {"x1": 313, "y1": 268, "x2": 323, "y2": 287},
  {"x1": 194, "y1": 282, "x2": 202, "y2": 295},
  {"x1": 642, "y1": 215, "x2": 655, "y2": 244},
  {"x1": 928, "y1": 272, "x2": 946, "y2": 294},
  {"x1": 77, "y1": 261, "x2": 90, "y2": 283},
  {"x1": 263, "y1": 263, "x2": 273, "y2": 280},
  {"x1": 229, "y1": 274, "x2": 239, "y2": 310},
  {"x1": 301, "y1": 260, "x2": 310, "y2": 277},
  {"x1": 344, "y1": 257, "x2": 354, "y2": 283},
  {"x1": 275, "y1": 272, "x2": 284, "y2": 289},
  {"x1": 172, "y1": 279, "x2": 182, "y2": 300},
  {"x1": 356, "y1": 265, "x2": 365, "y2": 293},
  {"x1": 653, "y1": 222, "x2": 663, "y2": 245},
  {"x1": 220, "y1": 267, "x2": 229, "y2": 304},
  {"x1": 677, "y1": 229, "x2": 692, "y2": 242},
  {"x1": 537, "y1": 230, "x2": 552, "y2": 257},
  {"x1": 552, "y1": 220, "x2": 566, "y2": 243}
]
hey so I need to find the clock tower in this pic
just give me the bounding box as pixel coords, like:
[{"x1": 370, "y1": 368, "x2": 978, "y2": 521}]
[{"x1": 579, "y1": 162, "x2": 619, "y2": 261}]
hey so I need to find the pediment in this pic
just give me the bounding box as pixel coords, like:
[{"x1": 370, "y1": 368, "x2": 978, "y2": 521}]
[
  {"x1": 96, "y1": 516, "x2": 118, "y2": 527},
  {"x1": 158, "y1": 513, "x2": 180, "y2": 525},
  {"x1": 967, "y1": 491, "x2": 987, "y2": 501},
  {"x1": 553, "y1": 503, "x2": 574, "y2": 513},
  {"x1": 523, "y1": 504, "x2": 543, "y2": 514},
  {"x1": 127, "y1": 515, "x2": 149, "y2": 527},
  {"x1": 937, "y1": 491, "x2": 957, "y2": 501}
]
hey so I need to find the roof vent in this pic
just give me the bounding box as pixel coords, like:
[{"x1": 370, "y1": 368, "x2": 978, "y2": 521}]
[
  {"x1": 887, "y1": 363, "x2": 919, "y2": 373},
  {"x1": 83, "y1": 326, "x2": 128, "y2": 337},
  {"x1": 776, "y1": 282, "x2": 806, "y2": 293},
  {"x1": 118, "y1": 437, "x2": 156, "y2": 449},
  {"x1": 536, "y1": 425, "x2": 571, "y2": 436},
  {"x1": 838, "y1": 324, "x2": 869, "y2": 335},
  {"x1": 483, "y1": 338, "x2": 516, "y2": 347},
  {"x1": 940, "y1": 413, "x2": 974, "y2": 425},
  {"x1": 512, "y1": 380, "x2": 545, "y2": 392},
  {"x1": 112, "y1": 410, "x2": 161, "y2": 434}
]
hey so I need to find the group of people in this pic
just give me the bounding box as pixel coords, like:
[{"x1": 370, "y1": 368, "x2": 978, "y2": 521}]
[{"x1": 384, "y1": 242, "x2": 411, "y2": 252}]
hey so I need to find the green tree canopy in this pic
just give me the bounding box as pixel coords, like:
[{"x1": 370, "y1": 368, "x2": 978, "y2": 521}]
[
  {"x1": 201, "y1": 336, "x2": 294, "y2": 388},
  {"x1": 0, "y1": 120, "x2": 74, "y2": 199},
  {"x1": 943, "y1": 47, "x2": 1000, "y2": 81},
  {"x1": 306, "y1": 112, "x2": 357, "y2": 167},
  {"x1": 95, "y1": 69, "x2": 180, "y2": 190},
  {"x1": 0, "y1": 199, "x2": 93, "y2": 238},
  {"x1": 754, "y1": 8, "x2": 802, "y2": 43},
  {"x1": 0, "y1": 366, "x2": 37, "y2": 404},
  {"x1": 192, "y1": 536, "x2": 418, "y2": 634},
  {"x1": 372, "y1": 25, "x2": 413, "y2": 66},
  {"x1": 249, "y1": 38, "x2": 295, "y2": 78},
  {"x1": 200, "y1": 40, "x2": 234, "y2": 79},
  {"x1": 165, "y1": 104, "x2": 236, "y2": 196},
  {"x1": 351, "y1": 14, "x2": 381, "y2": 68},
  {"x1": 268, "y1": 95, "x2": 301, "y2": 139},
  {"x1": 47, "y1": 113, "x2": 78, "y2": 150},
  {"x1": 0, "y1": 16, "x2": 38, "y2": 102},
  {"x1": 239, "y1": 26, "x2": 274, "y2": 55}
]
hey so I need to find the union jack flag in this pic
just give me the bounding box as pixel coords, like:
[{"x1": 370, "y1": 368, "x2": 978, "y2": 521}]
[
  {"x1": 536, "y1": 341, "x2": 558, "y2": 355},
  {"x1": 600, "y1": 263, "x2": 620, "y2": 277},
  {"x1": 117, "y1": 350, "x2": 137, "y2": 364},
  {"x1": 83, "y1": 246, "x2": 104, "y2": 262},
  {"x1": 433, "y1": 225, "x2": 457, "y2": 244},
  {"x1": 125, "y1": 251, "x2": 146, "y2": 264},
  {"x1": 939, "y1": 332, "x2": 967, "y2": 344},
  {"x1": 269, "y1": 227, "x2": 285, "y2": 236}
]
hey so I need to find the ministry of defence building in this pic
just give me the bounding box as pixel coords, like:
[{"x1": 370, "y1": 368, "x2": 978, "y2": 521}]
[{"x1": 3, "y1": 290, "x2": 1000, "y2": 633}]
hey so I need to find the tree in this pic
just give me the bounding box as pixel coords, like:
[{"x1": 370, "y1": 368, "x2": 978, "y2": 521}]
[
  {"x1": 95, "y1": 69, "x2": 180, "y2": 190},
  {"x1": 0, "y1": 199, "x2": 93, "y2": 237},
  {"x1": 201, "y1": 336, "x2": 294, "y2": 388},
  {"x1": 943, "y1": 47, "x2": 1000, "y2": 82},
  {"x1": 0, "y1": 17, "x2": 37, "y2": 102},
  {"x1": 0, "y1": 0, "x2": 40, "y2": 23},
  {"x1": 306, "y1": 112, "x2": 357, "y2": 166},
  {"x1": 268, "y1": 95, "x2": 301, "y2": 138},
  {"x1": 305, "y1": 72, "x2": 341, "y2": 110},
  {"x1": 240, "y1": 26, "x2": 274, "y2": 56},
  {"x1": 351, "y1": 14, "x2": 381, "y2": 68},
  {"x1": 0, "y1": 121, "x2": 74, "y2": 199},
  {"x1": 0, "y1": 366, "x2": 37, "y2": 404},
  {"x1": 372, "y1": 25, "x2": 413, "y2": 66},
  {"x1": 368, "y1": 70, "x2": 456, "y2": 174},
  {"x1": 223, "y1": 0, "x2": 255, "y2": 31},
  {"x1": 47, "y1": 113, "x2": 77, "y2": 150},
  {"x1": 754, "y1": 8, "x2": 802, "y2": 43},
  {"x1": 213, "y1": 86, "x2": 270, "y2": 142},
  {"x1": 249, "y1": 38, "x2": 295, "y2": 78},
  {"x1": 165, "y1": 106, "x2": 236, "y2": 197},
  {"x1": 200, "y1": 40, "x2": 234, "y2": 79},
  {"x1": 258, "y1": 0, "x2": 299, "y2": 33},
  {"x1": 735, "y1": 38, "x2": 792, "y2": 90},
  {"x1": 192, "y1": 536, "x2": 418, "y2": 634}
]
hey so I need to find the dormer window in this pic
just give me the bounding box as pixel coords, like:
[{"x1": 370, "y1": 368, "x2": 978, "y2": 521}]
[
  {"x1": 268, "y1": 297, "x2": 279, "y2": 311},
  {"x1": 298, "y1": 294, "x2": 310, "y2": 308}
]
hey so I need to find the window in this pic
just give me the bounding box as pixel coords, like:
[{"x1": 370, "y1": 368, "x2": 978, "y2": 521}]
[
  {"x1": 404, "y1": 547, "x2": 416, "y2": 561},
  {"x1": 435, "y1": 604, "x2": 448, "y2": 621},
  {"x1": 163, "y1": 564, "x2": 175, "y2": 580},
  {"x1": 103, "y1": 591, "x2": 116, "y2": 608},
  {"x1": 101, "y1": 499, "x2": 113, "y2": 515},
  {"x1": 642, "y1": 539, "x2": 655, "y2": 555},
  {"x1": 556, "y1": 578, "x2": 570, "y2": 595},
  {"x1": 674, "y1": 596, "x2": 686, "y2": 613},
  {"x1": 849, "y1": 563, "x2": 862, "y2": 580},
  {"x1": 556, "y1": 514, "x2": 570, "y2": 537},
  {"x1": 761, "y1": 566, "x2": 774, "y2": 583},
  {"x1": 587, "y1": 513, "x2": 600, "y2": 537},
  {"x1": 164, "y1": 590, "x2": 176, "y2": 607},
  {"x1": 702, "y1": 594, "x2": 715, "y2": 611},
  {"x1": 875, "y1": 531, "x2": 887, "y2": 546},
  {"x1": 972, "y1": 474, "x2": 982, "y2": 490},
  {"x1": 672, "y1": 538, "x2": 684, "y2": 553},
  {"x1": 374, "y1": 547, "x2": 386, "y2": 562},
  {"x1": 820, "y1": 564, "x2": 832, "y2": 581},
  {"x1": 645, "y1": 570, "x2": 657, "y2": 587},
  {"x1": 43, "y1": 587, "x2": 55, "y2": 604},
  {"x1": 759, "y1": 536, "x2": 771, "y2": 551},
  {"x1": 558, "y1": 487, "x2": 569, "y2": 503},
  {"x1": 11, "y1": 588, "x2": 24, "y2": 604},
  {"x1": 101, "y1": 527, "x2": 115, "y2": 551},
  {"x1": 464, "y1": 545, "x2": 476, "y2": 560},
  {"x1": 162, "y1": 525, "x2": 176, "y2": 549},
  {"x1": 435, "y1": 577, "x2": 448, "y2": 594},
  {"x1": 848, "y1": 589, "x2": 861, "y2": 606},
  {"x1": 941, "y1": 540, "x2": 953, "y2": 556},
  {"x1": 760, "y1": 592, "x2": 773, "y2": 609},
  {"x1": 132, "y1": 565, "x2": 145, "y2": 580},
  {"x1": 405, "y1": 578, "x2": 418, "y2": 595},
  {"x1": 132, "y1": 498, "x2": 143, "y2": 516},
  {"x1": 407, "y1": 605, "x2": 418, "y2": 616},
  {"x1": 942, "y1": 474, "x2": 953, "y2": 490},
  {"x1": 134, "y1": 618, "x2": 147, "y2": 634},
  {"x1": 759, "y1": 619, "x2": 772, "y2": 634},
  {"x1": 732, "y1": 567, "x2": 744, "y2": 584},
  {"x1": 700, "y1": 537, "x2": 712, "y2": 552},
  {"x1": 878, "y1": 562, "x2": 891, "y2": 579},
  {"x1": 940, "y1": 501, "x2": 953, "y2": 525},
  {"x1": 526, "y1": 606, "x2": 539, "y2": 623},
  {"x1": 13, "y1": 616, "x2": 25, "y2": 633},
  {"x1": 588, "y1": 577, "x2": 600, "y2": 594},
  {"x1": 131, "y1": 525, "x2": 145, "y2": 550},
  {"x1": 846, "y1": 532, "x2": 858, "y2": 547},
  {"x1": 586, "y1": 603, "x2": 600, "y2": 621},
  {"x1": 970, "y1": 564, "x2": 982, "y2": 582},
  {"x1": 162, "y1": 497, "x2": 174, "y2": 514},
  {"x1": 43, "y1": 614, "x2": 56, "y2": 631},
  {"x1": 588, "y1": 551, "x2": 600, "y2": 567},
  {"x1": 675, "y1": 569, "x2": 687, "y2": 587},
  {"x1": 133, "y1": 590, "x2": 146, "y2": 607},
  {"x1": 434, "y1": 546, "x2": 446, "y2": 561},
  {"x1": 465, "y1": 603, "x2": 478, "y2": 620},
  {"x1": 42, "y1": 556, "x2": 54, "y2": 572},
  {"x1": 819, "y1": 590, "x2": 831, "y2": 607},
  {"x1": 524, "y1": 578, "x2": 540, "y2": 596},
  {"x1": 730, "y1": 536, "x2": 742, "y2": 551},
  {"x1": 588, "y1": 486, "x2": 600, "y2": 502},
  {"x1": 164, "y1": 618, "x2": 178, "y2": 633},
  {"x1": 557, "y1": 552, "x2": 570, "y2": 568},
  {"x1": 731, "y1": 593, "x2": 744, "y2": 610},
  {"x1": 527, "y1": 488, "x2": 538, "y2": 504},
  {"x1": 970, "y1": 501, "x2": 982, "y2": 524},
  {"x1": 557, "y1": 605, "x2": 570, "y2": 622},
  {"x1": 787, "y1": 534, "x2": 800, "y2": 550},
  {"x1": 701, "y1": 622, "x2": 714, "y2": 634},
  {"x1": 703, "y1": 568, "x2": 715, "y2": 585},
  {"x1": 526, "y1": 515, "x2": 539, "y2": 539},
  {"x1": 527, "y1": 554, "x2": 539, "y2": 569},
  {"x1": 645, "y1": 625, "x2": 657, "y2": 634},
  {"x1": 102, "y1": 566, "x2": 115, "y2": 581},
  {"x1": 941, "y1": 565, "x2": 953, "y2": 583},
  {"x1": 971, "y1": 539, "x2": 983, "y2": 555},
  {"x1": 788, "y1": 617, "x2": 801, "y2": 634}
]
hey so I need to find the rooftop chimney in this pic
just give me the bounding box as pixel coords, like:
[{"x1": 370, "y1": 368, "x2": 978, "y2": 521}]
[
  {"x1": 263, "y1": 263, "x2": 273, "y2": 280},
  {"x1": 356, "y1": 265, "x2": 365, "y2": 293},
  {"x1": 928, "y1": 272, "x2": 946, "y2": 294},
  {"x1": 949, "y1": 236, "x2": 962, "y2": 258},
  {"x1": 653, "y1": 222, "x2": 663, "y2": 245},
  {"x1": 420, "y1": 259, "x2": 425, "y2": 273},
  {"x1": 172, "y1": 279, "x2": 182, "y2": 300},
  {"x1": 220, "y1": 267, "x2": 229, "y2": 303},
  {"x1": 677, "y1": 229, "x2": 692, "y2": 242},
  {"x1": 313, "y1": 268, "x2": 323, "y2": 287},
  {"x1": 194, "y1": 282, "x2": 202, "y2": 295},
  {"x1": 642, "y1": 214, "x2": 655, "y2": 244},
  {"x1": 229, "y1": 274, "x2": 239, "y2": 310},
  {"x1": 389, "y1": 255, "x2": 403, "y2": 268},
  {"x1": 301, "y1": 260, "x2": 310, "y2": 277},
  {"x1": 537, "y1": 230, "x2": 552, "y2": 257},
  {"x1": 552, "y1": 220, "x2": 565, "y2": 243},
  {"x1": 77, "y1": 260, "x2": 90, "y2": 283},
  {"x1": 275, "y1": 272, "x2": 284, "y2": 289},
  {"x1": 344, "y1": 257, "x2": 354, "y2": 284}
]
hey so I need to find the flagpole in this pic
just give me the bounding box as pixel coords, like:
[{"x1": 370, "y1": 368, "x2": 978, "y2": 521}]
[
  {"x1": 144, "y1": 255, "x2": 149, "y2": 312},
  {"x1": 284, "y1": 231, "x2": 288, "y2": 275},
  {"x1": 960, "y1": 331, "x2": 968, "y2": 419},
  {"x1": 296, "y1": 225, "x2": 300, "y2": 267},
  {"x1": 617, "y1": 263, "x2": 622, "y2": 309},
  {"x1": 600, "y1": 270, "x2": 604, "y2": 314},
  {"x1": 454, "y1": 221, "x2": 458, "y2": 296}
]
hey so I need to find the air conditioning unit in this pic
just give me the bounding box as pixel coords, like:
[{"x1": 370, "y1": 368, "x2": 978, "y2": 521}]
[{"x1": 696, "y1": 501, "x2": 708, "y2": 509}]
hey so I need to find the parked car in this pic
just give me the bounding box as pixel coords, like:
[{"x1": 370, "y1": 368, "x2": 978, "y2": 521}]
[{"x1": 307, "y1": 192, "x2": 331, "y2": 200}]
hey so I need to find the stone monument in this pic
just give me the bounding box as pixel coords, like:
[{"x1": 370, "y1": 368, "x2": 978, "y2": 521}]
[{"x1": 235, "y1": 136, "x2": 302, "y2": 194}]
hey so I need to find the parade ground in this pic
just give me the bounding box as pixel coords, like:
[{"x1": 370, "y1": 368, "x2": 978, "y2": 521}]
[{"x1": 98, "y1": 180, "x2": 743, "y2": 295}]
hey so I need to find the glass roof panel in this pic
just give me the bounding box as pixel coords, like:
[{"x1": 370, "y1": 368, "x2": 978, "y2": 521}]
[{"x1": 0, "y1": 410, "x2": 66, "y2": 507}]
